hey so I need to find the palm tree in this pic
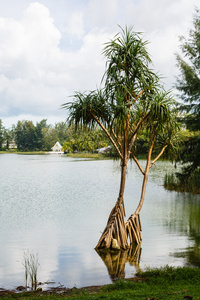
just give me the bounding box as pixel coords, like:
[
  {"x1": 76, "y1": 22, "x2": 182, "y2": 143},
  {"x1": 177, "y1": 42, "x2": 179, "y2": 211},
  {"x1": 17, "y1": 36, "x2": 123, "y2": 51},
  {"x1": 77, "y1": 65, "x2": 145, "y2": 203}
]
[{"x1": 62, "y1": 26, "x2": 179, "y2": 250}]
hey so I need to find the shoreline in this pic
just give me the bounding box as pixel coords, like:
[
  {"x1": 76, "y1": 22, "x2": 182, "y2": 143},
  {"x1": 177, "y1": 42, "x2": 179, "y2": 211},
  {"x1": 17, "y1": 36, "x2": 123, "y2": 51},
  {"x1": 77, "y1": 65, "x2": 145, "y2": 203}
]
[
  {"x1": 0, "y1": 151, "x2": 108, "y2": 158},
  {"x1": 1, "y1": 266, "x2": 200, "y2": 299},
  {"x1": 0, "y1": 278, "x2": 142, "y2": 297}
]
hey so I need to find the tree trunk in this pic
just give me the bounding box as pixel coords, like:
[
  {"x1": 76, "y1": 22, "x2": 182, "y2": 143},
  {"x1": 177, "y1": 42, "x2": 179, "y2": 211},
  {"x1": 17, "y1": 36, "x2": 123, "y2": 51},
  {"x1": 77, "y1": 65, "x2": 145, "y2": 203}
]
[
  {"x1": 95, "y1": 126, "x2": 158, "y2": 250},
  {"x1": 125, "y1": 171, "x2": 149, "y2": 245},
  {"x1": 125, "y1": 132, "x2": 156, "y2": 245},
  {"x1": 95, "y1": 158, "x2": 129, "y2": 250}
]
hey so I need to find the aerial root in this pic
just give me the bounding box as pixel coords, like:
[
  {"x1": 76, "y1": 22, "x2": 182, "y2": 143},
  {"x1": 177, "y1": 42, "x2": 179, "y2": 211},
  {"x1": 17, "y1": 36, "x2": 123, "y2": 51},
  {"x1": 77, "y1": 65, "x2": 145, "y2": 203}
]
[
  {"x1": 125, "y1": 213, "x2": 142, "y2": 245},
  {"x1": 95, "y1": 198, "x2": 142, "y2": 250},
  {"x1": 95, "y1": 199, "x2": 129, "y2": 250}
]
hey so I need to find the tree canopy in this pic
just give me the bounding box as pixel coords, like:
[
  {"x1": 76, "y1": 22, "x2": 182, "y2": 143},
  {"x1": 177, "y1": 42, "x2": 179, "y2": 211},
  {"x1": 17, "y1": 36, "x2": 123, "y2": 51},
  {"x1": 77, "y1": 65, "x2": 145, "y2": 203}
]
[{"x1": 63, "y1": 27, "x2": 178, "y2": 164}]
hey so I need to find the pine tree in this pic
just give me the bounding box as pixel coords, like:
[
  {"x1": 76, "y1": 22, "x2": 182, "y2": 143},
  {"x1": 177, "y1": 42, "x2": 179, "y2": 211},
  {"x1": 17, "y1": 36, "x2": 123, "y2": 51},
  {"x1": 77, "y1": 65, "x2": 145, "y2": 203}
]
[{"x1": 175, "y1": 9, "x2": 200, "y2": 191}]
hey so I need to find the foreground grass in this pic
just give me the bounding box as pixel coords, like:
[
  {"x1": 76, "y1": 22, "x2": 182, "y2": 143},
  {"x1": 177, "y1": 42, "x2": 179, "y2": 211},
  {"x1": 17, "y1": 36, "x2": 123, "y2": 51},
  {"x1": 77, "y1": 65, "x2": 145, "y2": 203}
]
[{"x1": 1, "y1": 266, "x2": 200, "y2": 299}]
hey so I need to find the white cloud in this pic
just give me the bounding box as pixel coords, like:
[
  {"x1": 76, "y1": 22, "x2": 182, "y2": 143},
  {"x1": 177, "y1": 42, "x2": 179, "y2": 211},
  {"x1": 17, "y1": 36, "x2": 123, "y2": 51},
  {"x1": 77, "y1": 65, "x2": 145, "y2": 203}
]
[
  {"x1": 86, "y1": 0, "x2": 118, "y2": 28},
  {"x1": 0, "y1": 0, "x2": 199, "y2": 128},
  {"x1": 0, "y1": 2, "x2": 109, "y2": 128},
  {"x1": 64, "y1": 12, "x2": 85, "y2": 39},
  {"x1": 119, "y1": 0, "x2": 197, "y2": 89},
  {"x1": 0, "y1": 3, "x2": 64, "y2": 116}
]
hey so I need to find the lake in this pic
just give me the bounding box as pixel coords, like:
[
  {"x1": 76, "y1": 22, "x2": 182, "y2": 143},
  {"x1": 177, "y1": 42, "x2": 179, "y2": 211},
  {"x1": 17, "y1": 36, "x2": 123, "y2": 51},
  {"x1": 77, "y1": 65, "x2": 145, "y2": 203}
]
[{"x1": 0, "y1": 154, "x2": 200, "y2": 290}]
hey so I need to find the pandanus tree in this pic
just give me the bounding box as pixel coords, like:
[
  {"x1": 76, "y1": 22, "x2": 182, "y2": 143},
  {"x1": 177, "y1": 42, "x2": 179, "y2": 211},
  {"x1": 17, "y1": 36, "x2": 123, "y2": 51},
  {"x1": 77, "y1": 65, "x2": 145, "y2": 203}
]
[{"x1": 62, "y1": 27, "x2": 179, "y2": 250}]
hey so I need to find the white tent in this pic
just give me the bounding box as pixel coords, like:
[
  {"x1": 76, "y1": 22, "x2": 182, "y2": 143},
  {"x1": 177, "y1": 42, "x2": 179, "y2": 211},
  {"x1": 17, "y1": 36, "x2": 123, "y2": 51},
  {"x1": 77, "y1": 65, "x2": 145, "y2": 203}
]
[{"x1": 51, "y1": 141, "x2": 63, "y2": 153}]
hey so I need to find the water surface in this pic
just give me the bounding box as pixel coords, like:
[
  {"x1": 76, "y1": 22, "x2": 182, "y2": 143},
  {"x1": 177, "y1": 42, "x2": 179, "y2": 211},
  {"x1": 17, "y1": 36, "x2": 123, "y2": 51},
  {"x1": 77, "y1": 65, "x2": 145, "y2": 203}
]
[{"x1": 0, "y1": 154, "x2": 199, "y2": 289}]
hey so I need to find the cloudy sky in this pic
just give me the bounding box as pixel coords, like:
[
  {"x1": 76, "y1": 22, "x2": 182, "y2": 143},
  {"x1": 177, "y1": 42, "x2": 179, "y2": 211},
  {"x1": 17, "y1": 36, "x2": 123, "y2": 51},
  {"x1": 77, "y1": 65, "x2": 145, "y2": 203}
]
[{"x1": 0, "y1": 0, "x2": 198, "y2": 128}]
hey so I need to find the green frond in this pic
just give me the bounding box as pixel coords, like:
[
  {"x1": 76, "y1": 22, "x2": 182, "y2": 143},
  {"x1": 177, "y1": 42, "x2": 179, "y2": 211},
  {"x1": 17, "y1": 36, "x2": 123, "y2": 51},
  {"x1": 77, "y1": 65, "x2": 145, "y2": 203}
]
[
  {"x1": 102, "y1": 26, "x2": 158, "y2": 102},
  {"x1": 62, "y1": 26, "x2": 180, "y2": 160},
  {"x1": 148, "y1": 91, "x2": 176, "y2": 123}
]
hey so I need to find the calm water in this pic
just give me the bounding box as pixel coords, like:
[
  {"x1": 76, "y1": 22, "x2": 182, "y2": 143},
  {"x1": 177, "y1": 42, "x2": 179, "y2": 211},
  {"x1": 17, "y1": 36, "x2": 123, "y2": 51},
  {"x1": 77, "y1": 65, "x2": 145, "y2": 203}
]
[{"x1": 0, "y1": 154, "x2": 200, "y2": 289}]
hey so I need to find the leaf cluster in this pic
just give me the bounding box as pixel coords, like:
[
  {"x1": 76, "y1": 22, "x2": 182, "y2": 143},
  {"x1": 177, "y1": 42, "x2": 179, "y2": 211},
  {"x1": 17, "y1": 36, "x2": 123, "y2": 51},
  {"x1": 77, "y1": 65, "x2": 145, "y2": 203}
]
[{"x1": 63, "y1": 26, "x2": 180, "y2": 162}]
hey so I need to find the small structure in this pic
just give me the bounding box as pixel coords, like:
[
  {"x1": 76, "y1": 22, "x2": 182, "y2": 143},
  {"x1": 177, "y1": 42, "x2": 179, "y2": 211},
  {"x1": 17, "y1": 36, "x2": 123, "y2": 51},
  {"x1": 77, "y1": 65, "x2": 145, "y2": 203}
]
[
  {"x1": 2, "y1": 140, "x2": 17, "y2": 149},
  {"x1": 9, "y1": 140, "x2": 17, "y2": 149},
  {"x1": 51, "y1": 141, "x2": 64, "y2": 154},
  {"x1": 96, "y1": 146, "x2": 111, "y2": 154}
]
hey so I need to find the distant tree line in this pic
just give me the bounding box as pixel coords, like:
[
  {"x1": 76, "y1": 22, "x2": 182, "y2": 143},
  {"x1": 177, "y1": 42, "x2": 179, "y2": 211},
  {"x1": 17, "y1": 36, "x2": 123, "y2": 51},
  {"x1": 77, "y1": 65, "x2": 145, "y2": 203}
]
[
  {"x1": 0, "y1": 119, "x2": 110, "y2": 152},
  {"x1": 1, "y1": 117, "x2": 179, "y2": 156}
]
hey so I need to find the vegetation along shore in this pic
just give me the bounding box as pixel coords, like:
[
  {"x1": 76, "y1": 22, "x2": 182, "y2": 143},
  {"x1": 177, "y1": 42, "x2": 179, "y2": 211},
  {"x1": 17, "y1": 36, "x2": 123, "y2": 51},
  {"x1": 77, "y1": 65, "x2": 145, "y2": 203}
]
[{"x1": 1, "y1": 266, "x2": 200, "y2": 299}]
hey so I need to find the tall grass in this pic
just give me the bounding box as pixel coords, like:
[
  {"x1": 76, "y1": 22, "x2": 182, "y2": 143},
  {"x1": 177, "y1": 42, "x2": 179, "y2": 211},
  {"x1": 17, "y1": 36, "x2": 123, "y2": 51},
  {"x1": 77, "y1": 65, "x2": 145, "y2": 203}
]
[
  {"x1": 164, "y1": 173, "x2": 178, "y2": 191},
  {"x1": 164, "y1": 169, "x2": 200, "y2": 194},
  {"x1": 22, "y1": 251, "x2": 40, "y2": 290}
]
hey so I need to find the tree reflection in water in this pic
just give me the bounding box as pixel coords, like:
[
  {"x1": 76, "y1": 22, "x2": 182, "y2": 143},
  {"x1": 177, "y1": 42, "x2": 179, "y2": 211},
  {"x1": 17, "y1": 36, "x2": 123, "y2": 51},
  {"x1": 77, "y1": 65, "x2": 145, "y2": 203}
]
[
  {"x1": 96, "y1": 243, "x2": 142, "y2": 281},
  {"x1": 165, "y1": 193, "x2": 200, "y2": 267}
]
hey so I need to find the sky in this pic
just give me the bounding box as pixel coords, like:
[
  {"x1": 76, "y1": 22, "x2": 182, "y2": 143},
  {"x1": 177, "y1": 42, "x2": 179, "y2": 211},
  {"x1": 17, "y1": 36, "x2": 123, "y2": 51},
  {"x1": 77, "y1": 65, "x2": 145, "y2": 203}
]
[{"x1": 0, "y1": 0, "x2": 199, "y2": 129}]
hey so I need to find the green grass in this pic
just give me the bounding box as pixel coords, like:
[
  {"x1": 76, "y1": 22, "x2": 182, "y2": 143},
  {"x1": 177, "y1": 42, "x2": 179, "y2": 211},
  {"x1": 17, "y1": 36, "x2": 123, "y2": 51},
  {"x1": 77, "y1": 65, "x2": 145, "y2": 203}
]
[
  {"x1": 1, "y1": 266, "x2": 200, "y2": 299},
  {"x1": 0, "y1": 150, "x2": 47, "y2": 155},
  {"x1": 0, "y1": 150, "x2": 108, "y2": 159},
  {"x1": 66, "y1": 152, "x2": 109, "y2": 159}
]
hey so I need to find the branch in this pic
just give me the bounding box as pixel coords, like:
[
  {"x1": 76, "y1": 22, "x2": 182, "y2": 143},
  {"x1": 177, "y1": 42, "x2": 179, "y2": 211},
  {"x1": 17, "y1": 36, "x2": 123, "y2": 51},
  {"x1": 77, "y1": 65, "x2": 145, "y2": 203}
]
[
  {"x1": 150, "y1": 145, "x2": 168, "y2": 168},
  {"x1": 135, "y1": 89, "x2": 144, "y2": 101},
  {"x1": 109, "y1": 125, "x2": 123, "y2": 152},
  {"x1": 90, "y1": 111, "x2": 123, "y2": 159},
  {"x1": 127, "y1": 113, "x2": 150, "y2": 161},
  {"x1": 127, "y1": 133, "x2": 137, "y2": 161},
  {"x1": 146, "y1": 127, "x2": 158, "y2": 168},
  {"x1": 130, "y1": 152, "x2": 145, "y2": 175}
]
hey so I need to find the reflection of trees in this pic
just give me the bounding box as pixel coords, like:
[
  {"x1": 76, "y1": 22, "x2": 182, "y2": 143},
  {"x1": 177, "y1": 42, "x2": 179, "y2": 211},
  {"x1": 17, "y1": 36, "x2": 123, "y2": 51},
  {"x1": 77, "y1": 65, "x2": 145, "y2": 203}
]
[
  {"x1": 96, "y1": 243, "x2": 141, "y2": 281},
  {"x1": 165, "y1": 193, "x2": 200, "y2": 267}
]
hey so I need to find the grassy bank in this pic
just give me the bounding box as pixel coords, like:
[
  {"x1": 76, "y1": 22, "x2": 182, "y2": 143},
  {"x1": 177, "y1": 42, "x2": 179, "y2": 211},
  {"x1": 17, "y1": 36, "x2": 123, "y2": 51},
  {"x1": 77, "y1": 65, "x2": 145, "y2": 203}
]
[
  {"x1": 0, "y1": 150, "x2": 108, "y2": 159},
  {"x1": 1, "y1": 266, "x2": 200, "y2": 299},
  {"x1": 66, "y1": 152, "x2": 109, "y2": 159},
  {"x1": 0, "y1": 150, "x2": 47, "y2": 155}
]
